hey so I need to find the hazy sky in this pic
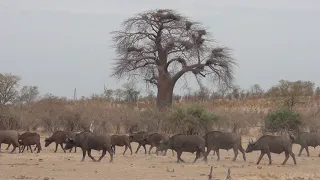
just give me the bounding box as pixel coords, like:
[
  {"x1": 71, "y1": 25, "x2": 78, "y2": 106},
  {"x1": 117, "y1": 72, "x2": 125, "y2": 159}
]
[{"x1": 1, "y1": 0, "x2": 320, "y2": 98}]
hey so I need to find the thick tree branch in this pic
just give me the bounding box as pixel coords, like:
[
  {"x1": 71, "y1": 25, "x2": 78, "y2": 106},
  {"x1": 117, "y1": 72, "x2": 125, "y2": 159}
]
[
  {"x1": 145, "y1": 76, "x2": 158, "y2": 85},
  {"x1": 165, "y1": 57, "x2": 187, "y2": 70},
  {"x1": 172, "y1": 63, "x2": 206, "y2": 82}
]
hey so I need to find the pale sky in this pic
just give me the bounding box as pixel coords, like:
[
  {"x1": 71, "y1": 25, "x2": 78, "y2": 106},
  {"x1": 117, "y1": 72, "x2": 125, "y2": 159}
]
[{"x1": 1, "y1": 0, "x2": 320, "y2": 98}]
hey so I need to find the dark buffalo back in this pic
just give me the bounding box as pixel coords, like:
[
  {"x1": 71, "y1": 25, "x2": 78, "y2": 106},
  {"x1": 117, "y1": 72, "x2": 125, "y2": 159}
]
[
  {"x1": 293, "y1": 132, "x2": 320, "y2": 147},
  {"x1": 159, "y1": 134, "x2": 205, "y2": 153},
  {"x1": 204, "y1": 131, "x2": 242, "y2": 150},
  {"x1": 65, "y1": 131, "x2": 111, "y2": 151}
]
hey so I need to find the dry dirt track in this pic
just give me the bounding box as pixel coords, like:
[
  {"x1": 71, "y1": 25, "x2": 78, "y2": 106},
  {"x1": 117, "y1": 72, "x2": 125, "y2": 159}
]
[{"x1": 1, "y1": 136, "x2": 320, "y2": 180}]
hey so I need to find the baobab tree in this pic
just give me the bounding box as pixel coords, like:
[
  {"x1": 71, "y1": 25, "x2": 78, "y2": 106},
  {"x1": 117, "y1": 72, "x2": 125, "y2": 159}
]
[{"x1": 111, "y1": 9, "x2": 236, "y2": 110}]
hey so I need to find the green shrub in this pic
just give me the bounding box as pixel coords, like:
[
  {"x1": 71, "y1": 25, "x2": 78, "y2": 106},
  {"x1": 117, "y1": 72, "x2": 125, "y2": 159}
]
[
  {"x1": 168, "y1": 104, "x2": 218, "y2": 135},
  {"x1": 264, "y1": 107, "x2": 301, "y2": 133}
]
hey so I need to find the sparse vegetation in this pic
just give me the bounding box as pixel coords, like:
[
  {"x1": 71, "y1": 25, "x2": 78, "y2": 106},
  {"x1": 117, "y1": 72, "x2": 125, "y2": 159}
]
[{"x1": 1, "y1": 71, "x2": 320, "y2": 137}]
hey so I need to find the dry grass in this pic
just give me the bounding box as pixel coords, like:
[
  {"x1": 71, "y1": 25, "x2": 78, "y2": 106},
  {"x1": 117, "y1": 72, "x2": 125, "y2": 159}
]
[{"x1": 1, "y1": 96, "x2": 320, "y2": 135}]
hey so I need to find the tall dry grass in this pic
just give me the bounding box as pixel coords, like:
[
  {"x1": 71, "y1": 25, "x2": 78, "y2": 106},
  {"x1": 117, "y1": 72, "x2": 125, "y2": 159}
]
[{"x1": 1, "y1": 96, "x2": 320, "y2": 136}]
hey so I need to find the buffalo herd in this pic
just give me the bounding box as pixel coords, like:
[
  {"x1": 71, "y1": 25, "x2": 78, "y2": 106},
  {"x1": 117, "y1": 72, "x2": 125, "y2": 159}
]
[{"x1": 1, "y1": 129, "x2": 320, "y2": 165}]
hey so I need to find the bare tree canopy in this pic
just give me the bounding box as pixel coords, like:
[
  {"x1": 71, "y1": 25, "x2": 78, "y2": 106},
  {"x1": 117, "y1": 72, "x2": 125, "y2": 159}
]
[
  {"x1": 111, "y1": 9, "x2": 236, "y2": 109},
  {"x1": 19, "y1": 86, "x2": 39, "y2": 103},
  {"x1": 0, "y1": 73, "x2": 20, "y2": 105},
  {"x1": 266, "y1": 80, "x2": 315, "y2": 109}
]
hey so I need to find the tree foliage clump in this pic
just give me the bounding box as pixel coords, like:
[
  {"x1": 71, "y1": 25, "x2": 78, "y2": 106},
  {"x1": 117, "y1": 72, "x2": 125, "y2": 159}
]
[
  {"x1": 264, "y1": 107, "x2": 301, "y2": 133},
  {"x1": 168, "y1": 104, "x2": 218, "y2": 134}
]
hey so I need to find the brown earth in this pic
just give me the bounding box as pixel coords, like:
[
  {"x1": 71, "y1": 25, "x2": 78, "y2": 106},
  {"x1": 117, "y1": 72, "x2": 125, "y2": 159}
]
[{"x1": 0, "y1": 136, "x2": 320, "y2": 180}]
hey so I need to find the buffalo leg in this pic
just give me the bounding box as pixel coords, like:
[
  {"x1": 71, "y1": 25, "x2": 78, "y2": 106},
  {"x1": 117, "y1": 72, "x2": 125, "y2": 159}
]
[
  {"x1": 123, "y1": 146, "x2": 128, "y2": 155},
  {"x1": 290, "y1": 151, "x2": 297, "y2": 165},
  {"x1": 81, "y1": 149, "x2": 86, "y2": 162},
  {"x1": 18, "y1": 145, "x2": 22, "y2": 152},
  {"x1": 148, "y1": 145, "x2": 154, "y2": 155},
  {"x1": 113, "y1": 146, "x2": 116, "y2": 154},
  {"x1": 142, "y1": 144, "x2": 147, "y2": 154},
  {"x1": 29, "y1": 145, "x2": 33, "y2": 153},
  {"x1": 232, "y1": 147, "x2": 238, "y2": 161},
  {"x1": 6, "y1": 144, "x2": 10, "y2": 150},
  {"x1": 282, "y1": 151, "x2": 289, "y2": 165},
  {"x1": 34, "y1": 146, "x2": 37, "y2": 151},
  {"x1": 193, "y1": 151, "x2": 200, "y2": 163},
  {"x1": 74, "y1": 147, "x2": 77, "y2": 153},
  {"x1": 60, "y1": 143, "x2": 66, "y2": 153},
  {"x1": 205, "y1": 146, "x2": 213, "y2": 157},
  {"x1": 54, "y1": 143, "x2": 58, "y2": 153},
  {"x1": 11, "y1": 146, "x2": 17, "y2": 153},
  {"x1": 201, "y1": 148, "x2": 208, "y2": 162},
  {"x1": 11, "y1": 143, "x2": 19, "y2": 153},
  {"x1": 305, "y1": 146, "x2": 310, "y2": 156},
  {"x1": 87, "y1": 149, "x2": 97, "y2": 162},
  {"x1": 36, "y1": 143, "x2": 41, "y2": 153},
  {"x1": 69, "y1": 148, "x2": 72, "y2": 153},
  {"x1": 22, "y1": 145, "x2": 26, "y2": 153},
  {"x1": 97, "y1": 149, "x2": 106, "y2": 162},
  {"x1": 162, "y1": 149, "x2": 167, "y2": 156},
  {"x1": 298, "y1": 146, "x2": 303, "y2": 156},
  {"x1": 267, "y1": 151, "x2": 272, "y2": 165},
  {"x1": 128, "y1": 144, "x2": 133, "y2": 155},
  {"x1": 216, "y1": 149, "x2": 220, "y2": 161},
  {"x1": 239, "y1": 146, "x2": 246, "y2": 161},
  {"x1": 107, "y1": 148, "x2": 113, "y2": 162},
  {"x1": 176, "y1": 151, "x2": 183, "y2": 163},
  {"x1": 135, "y1": 144, "x2": 141, "y2": 153},
  {"x1": 256, "y1": 152, "x2": 265, "y2": 165}
]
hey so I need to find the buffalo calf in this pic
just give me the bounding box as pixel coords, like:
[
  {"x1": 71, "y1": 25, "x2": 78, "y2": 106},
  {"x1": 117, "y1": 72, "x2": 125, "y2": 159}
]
[
  {"x1": 44, "y1": 131, "x2": 77, "y2": 153},
  {"x1": 19, "y1": 132, "x2": 42, "y2": 153},
  {"x1": 111, "y1": 134, "x2": 132, "y2": 155},
  {"x1": 129, "y1": 131, "x2": 152, "y2": 154}
]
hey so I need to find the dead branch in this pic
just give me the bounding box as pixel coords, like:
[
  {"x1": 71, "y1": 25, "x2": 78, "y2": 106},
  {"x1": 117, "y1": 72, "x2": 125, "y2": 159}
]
[
  {"x1": 226, "y1": 168, "x2": 232, "y2": 180},
  {"x1": 208, "y1": 166, "x2": 213, "y2": 179}
]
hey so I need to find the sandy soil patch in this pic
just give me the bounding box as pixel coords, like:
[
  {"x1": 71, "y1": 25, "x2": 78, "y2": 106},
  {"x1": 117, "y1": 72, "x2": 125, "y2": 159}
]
[{"x1": 0, "y1": 136, "x2": 320, "y2": 180}]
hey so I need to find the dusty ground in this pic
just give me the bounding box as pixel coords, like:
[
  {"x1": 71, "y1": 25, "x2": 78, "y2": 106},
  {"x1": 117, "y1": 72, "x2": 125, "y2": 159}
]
[{"x1": 1, "y1": 136, "x2": 320, "y2": 180}]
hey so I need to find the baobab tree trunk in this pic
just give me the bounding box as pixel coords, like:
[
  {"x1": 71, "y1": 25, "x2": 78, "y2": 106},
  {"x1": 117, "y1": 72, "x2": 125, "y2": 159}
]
[{"x1": 156, "y1": 78, "x2": 174, "y2": 110}]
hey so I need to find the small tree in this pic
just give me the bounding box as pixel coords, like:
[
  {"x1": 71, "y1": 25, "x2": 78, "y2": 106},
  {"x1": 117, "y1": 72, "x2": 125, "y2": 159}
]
[
  {"x1": 0, "y1": 73, "x2": 20, "y2": 104},
  {"x1": 19, "y1": 86, "x2": 39, "y2": 103},
  {"x1": 103, "y1": 86, "x2": 114, "y2": 101},
  {"x1": 266, "y1": 80, "x2": 315, "y2": 109},
  {"x1": 315, "y1": 86, "x2": 320, "y2": 97},
  {"x1": 250, "y1": 84, "x2": 264, "y2": 98},
  {"x1": 264, "y1": 107, "x2": 301, "y2": 133},
  {"x1": 122, "y1": 81, "x2": 140, "y2": 103},
  {"x1": 111, "y1": 9, "x2": 235, "y2": 110}
]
